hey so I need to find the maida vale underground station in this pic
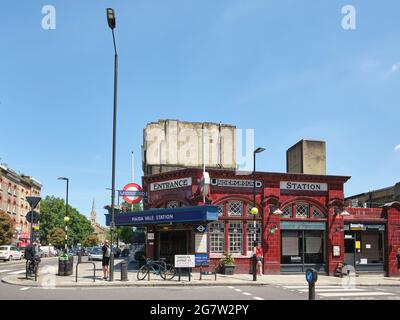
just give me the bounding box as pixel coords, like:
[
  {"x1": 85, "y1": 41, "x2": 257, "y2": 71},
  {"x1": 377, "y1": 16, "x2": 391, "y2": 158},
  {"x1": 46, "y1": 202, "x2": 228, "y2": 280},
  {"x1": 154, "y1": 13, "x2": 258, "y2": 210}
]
[{"x1": 105, "y1": 167, "x2": 400, "y2": 277}]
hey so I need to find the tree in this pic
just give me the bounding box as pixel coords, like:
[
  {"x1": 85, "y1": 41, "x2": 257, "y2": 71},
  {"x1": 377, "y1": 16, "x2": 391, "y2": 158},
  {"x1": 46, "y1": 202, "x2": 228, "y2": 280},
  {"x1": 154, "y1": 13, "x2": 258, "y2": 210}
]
[
  {"x1": 83, "y1": 234, "x2": 99, "y2": 247},
  {"x1": 39, "y1": 196, "x2": 94, "y2": 246},
  {"x1": 0, "y1": 210, "x2": 14, "y2": 245},
  {"x1": 47, "y1": 227, "x2": 65, "y2": 249}
]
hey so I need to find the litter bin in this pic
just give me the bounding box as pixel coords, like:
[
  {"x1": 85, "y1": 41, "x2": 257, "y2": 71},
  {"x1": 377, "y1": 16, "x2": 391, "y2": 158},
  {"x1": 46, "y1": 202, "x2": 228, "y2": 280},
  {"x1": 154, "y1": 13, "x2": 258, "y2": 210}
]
[{"x1": 58, "y1": 254, "x2": 74, "y2": 276}]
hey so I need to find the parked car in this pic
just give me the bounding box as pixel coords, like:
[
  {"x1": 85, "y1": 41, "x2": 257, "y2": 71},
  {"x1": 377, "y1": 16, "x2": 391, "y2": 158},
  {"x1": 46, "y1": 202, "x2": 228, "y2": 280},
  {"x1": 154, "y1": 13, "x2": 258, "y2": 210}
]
[
  {"x1": 0, "y1": 245, "x2": 23, "y2": 261},
  {"x1": 88, "y1": 247, "x2": 102, "y2": 261}
]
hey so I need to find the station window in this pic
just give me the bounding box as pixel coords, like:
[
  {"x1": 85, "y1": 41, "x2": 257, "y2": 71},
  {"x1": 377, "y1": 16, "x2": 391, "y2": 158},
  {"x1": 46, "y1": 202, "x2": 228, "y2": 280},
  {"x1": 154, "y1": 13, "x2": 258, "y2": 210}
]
[
  {"x1": 282, "y1": 206, "x2": 292, "y2": 218},
  {"x1": 247, "y1": 221, "x2": 262, "y2": 254},
  {"x1": 228, "y1": 201, "x2": 243, "y2": 217},
  {"x1": 166, "y1": 201, "x2": 180, "y2": 209},
  {"x1": 312, "y1": 207, "x2": 325, "y2": 218},
  {"x1": 228, "y1": 222, "x2": 243, "y2": 253},
  {"x1": 217, "y1": 204, "x2": 225, "y2": 217},
  {"x1": 209, "y1": 222, "x2": 225, "y2": 253},
  {"x1": 296, "y1": 203, "x2": 309, "y2": 218},
  {"x1": 282, "y1": 202, "x2": 326, "y2": 219}
]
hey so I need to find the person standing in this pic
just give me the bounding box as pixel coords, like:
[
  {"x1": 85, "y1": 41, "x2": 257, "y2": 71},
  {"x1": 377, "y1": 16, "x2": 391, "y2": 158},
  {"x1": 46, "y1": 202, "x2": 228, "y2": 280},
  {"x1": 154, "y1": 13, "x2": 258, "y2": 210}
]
[
  {"x1": 255, "y1": 242, "x2": 264, "y2": 276},
  {"x1": 102, "y1": 240, "x2": 111, "y2": 280}
]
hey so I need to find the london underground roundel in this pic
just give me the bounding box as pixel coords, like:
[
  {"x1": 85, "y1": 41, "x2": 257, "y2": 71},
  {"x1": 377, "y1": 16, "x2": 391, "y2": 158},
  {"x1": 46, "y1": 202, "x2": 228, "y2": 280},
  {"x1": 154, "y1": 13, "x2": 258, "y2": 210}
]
[{"x1": 122, "y1": 183, "x2": 143, "y2": 204}]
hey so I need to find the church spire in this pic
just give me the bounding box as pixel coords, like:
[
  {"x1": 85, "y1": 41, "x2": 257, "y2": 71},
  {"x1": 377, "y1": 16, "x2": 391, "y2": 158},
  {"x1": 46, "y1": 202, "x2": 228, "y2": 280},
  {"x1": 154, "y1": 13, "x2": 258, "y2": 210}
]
[{"x1": 90, "y1": 199, "x2": 97, "y2": 227}]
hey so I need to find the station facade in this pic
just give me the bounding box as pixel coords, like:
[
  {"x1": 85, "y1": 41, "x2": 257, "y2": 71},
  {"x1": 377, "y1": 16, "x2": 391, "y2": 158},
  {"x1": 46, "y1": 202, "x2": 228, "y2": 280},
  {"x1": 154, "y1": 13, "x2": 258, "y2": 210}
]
[{"x1": 137, "y1": 168, "x2": 400, "y2": 277}]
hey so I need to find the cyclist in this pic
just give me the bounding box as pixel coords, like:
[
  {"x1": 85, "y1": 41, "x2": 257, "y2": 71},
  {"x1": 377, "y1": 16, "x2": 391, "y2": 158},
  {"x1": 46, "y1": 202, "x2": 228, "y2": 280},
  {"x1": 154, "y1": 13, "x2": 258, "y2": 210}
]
[{"x1": 25, "y1": 241, "x2": 41, "y2": 275}]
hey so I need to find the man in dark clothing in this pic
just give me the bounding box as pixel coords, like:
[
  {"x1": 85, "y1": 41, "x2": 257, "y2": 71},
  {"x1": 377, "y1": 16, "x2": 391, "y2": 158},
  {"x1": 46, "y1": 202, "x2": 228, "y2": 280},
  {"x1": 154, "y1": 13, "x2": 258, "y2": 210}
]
[
  {"x1": 25, "y1": 241, "x2": 40, "y2": 275},
  {"x1": 25, "y1": 241, "x2": 37, "y2": 261}
]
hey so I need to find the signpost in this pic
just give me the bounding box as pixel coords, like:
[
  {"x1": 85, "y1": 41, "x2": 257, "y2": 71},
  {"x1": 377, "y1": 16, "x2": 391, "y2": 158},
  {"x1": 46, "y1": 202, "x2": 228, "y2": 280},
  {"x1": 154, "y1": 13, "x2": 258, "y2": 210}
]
[
  {"x1": 120, "y1": 183, "x2": 144, "y2": 205},
  {"x1": 26, "y1": 211, "x2": 40, "y2": 224},
  {"x1": 174, "y1": 254, "x2": 195, "y2": 281},
  {"x1": 26, "y1": 196, "x2": 41, "y2": 244}
]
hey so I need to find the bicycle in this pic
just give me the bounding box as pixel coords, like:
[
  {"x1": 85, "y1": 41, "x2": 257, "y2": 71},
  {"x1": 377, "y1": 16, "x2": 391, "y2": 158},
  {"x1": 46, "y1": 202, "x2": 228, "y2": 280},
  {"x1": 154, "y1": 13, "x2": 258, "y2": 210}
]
[
  {"x1": 137, "y1": 258, "x2": 176, "y2": 280},
  {"x1": 26, "y1": 258, "x2": 40, "y2": 279}
]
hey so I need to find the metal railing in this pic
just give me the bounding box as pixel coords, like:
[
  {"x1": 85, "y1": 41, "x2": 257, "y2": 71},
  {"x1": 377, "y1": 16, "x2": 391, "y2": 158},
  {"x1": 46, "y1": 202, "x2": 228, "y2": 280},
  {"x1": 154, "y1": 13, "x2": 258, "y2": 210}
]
[{"x1": 75, "y1": 261, "x2": 96, "y2": 283}]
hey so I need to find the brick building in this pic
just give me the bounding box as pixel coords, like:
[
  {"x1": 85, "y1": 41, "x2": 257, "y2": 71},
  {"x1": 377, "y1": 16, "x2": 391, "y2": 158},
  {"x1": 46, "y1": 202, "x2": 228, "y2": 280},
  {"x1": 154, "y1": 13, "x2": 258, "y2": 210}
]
[
  {"x1": 132, "y1": 168, "x2": 400, "y2": 277},
  {"x1": 0, "y1": 164, "x2": 42, "y2": 246}
]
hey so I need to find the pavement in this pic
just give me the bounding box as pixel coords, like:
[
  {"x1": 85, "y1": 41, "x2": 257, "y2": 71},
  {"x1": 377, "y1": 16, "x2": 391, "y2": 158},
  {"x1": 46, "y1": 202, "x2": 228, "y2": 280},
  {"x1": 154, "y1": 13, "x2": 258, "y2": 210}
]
[{"x1": 2, "y1": 257, "x2": 400, "y2": 288}]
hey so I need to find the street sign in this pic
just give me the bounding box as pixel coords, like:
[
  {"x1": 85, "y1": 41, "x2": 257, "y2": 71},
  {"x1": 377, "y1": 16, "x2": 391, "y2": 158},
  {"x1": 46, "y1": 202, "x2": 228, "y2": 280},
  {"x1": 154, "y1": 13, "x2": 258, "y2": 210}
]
[
  {"x1": 26, "y1": 196, "x2": 41, "y2": 209},
  {"x1": 121, "y1": 183, "x2": 143, "y2": 205},
  {"x1": 195, "y1": 225, "x2": 207, "y2": 233},
  {"x1": 174, "y1": 255, "x2": 195, "y2": 268},
  {"x1": 305, "y1": 268, "x2": 318, "y2": 283},
  {"x1": 26, "y1": 211, "x2": 40, "y2": 224}
]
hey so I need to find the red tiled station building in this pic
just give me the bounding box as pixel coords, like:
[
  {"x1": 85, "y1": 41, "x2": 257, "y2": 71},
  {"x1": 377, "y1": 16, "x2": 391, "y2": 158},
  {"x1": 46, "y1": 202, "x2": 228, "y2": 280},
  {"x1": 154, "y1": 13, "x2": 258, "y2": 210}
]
[{"x1": 142, "y1": 168, "x2": 400, "y2": 276}]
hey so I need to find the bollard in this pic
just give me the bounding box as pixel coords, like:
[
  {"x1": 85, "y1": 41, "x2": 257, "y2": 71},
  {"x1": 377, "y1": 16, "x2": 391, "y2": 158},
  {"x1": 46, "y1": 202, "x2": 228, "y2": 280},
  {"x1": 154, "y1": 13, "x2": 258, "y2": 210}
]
[
  {"x1": 78, "y1": 251, "x2": 82, "y2": 264},
  {"x1": 252, "y1": 254, "x2": 257, "y2": 281},
  {"x1": 120, "y1": 261, "x2": 128, "y2": 281},
  {"x1": 305, "y1": 268, "x2": 318, "y2": 300}
]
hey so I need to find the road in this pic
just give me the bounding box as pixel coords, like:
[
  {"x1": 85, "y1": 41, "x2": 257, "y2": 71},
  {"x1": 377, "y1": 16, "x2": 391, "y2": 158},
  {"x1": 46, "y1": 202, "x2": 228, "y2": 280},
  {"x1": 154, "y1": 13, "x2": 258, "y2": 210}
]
[{"x1": 1, "y1": 258, "x2": 400, "y2": 300}]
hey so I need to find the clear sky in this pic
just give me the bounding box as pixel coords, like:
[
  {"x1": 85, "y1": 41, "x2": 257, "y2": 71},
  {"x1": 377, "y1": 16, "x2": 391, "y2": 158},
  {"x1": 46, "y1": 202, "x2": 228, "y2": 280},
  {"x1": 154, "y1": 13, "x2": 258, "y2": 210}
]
[{"x1": 1, "y1": 1, "x2": 399, "y2": 225}]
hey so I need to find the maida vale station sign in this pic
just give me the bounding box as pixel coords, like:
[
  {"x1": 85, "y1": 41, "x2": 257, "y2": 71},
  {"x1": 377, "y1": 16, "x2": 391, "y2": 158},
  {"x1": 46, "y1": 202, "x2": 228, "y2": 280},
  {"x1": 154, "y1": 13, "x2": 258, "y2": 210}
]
[{"x1": 211, "y1": 178, "x2": 263, "y2": 188}]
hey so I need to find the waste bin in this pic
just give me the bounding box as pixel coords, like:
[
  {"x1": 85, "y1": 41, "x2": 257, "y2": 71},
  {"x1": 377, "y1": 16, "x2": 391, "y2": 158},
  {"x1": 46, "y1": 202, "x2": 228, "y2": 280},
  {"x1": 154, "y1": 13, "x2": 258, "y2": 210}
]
[{"x1": 58, "y1": 254, "x2": 74, "y2": 276}]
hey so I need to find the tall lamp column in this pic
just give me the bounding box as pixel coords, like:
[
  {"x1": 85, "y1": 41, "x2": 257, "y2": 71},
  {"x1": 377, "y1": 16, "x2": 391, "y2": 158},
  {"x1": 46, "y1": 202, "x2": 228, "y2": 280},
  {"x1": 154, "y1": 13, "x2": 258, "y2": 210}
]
[
  {"x1": 251, "y1": 147, "x2": 265, "y2": 282},
  {"x1": 106, "y1": 7, "x2": 118, "y2": 281}
]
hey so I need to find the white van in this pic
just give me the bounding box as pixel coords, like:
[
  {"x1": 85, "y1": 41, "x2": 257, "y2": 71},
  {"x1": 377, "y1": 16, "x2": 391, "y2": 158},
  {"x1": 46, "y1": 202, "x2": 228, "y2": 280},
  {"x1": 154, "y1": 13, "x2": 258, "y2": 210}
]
[{"x1": 40, "y1": 246, "x2": 57, "y2": 257}]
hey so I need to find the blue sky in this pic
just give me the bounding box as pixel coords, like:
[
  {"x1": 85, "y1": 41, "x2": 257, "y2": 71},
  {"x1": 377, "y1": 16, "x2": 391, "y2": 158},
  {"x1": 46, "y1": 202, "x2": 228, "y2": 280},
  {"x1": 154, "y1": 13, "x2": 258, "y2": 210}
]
[{"x1": 1, "y1": 1, "x2": 400, "y2": 225}]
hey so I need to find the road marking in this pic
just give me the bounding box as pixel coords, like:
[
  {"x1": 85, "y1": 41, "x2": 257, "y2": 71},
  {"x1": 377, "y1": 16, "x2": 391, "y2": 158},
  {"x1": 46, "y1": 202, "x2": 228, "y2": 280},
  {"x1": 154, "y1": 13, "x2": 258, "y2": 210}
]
[
  {"x1": 234, "y1": 289, "x2": 242, "y2": 292},
  {"x1": 0, "y1": 269, "x2": 12, "y2": 273},
  {"x1": 20, "y1": 287, "x2": 30, "y2": 291},
  {"x1": 298, "y1": 288, "x2": 365, "y2": 293},
  {"x1": 227, "y1": 286, "x2": 235, "y2": 289},
  {"x1": 8, "y1": 270, "x2": 26, "y2": 275},
  {"x1": 283, "y1": 285, "x2": 345, "y2": 289},
  {"x1": 242, "y1": 292, "x2": 252, "y2": 296},
  {"x1": 253, "y1": 297, "x2": 264, "y2": 300},
  {"x1": 319, "y1": 291, "x2": 394, "y2": 297}
]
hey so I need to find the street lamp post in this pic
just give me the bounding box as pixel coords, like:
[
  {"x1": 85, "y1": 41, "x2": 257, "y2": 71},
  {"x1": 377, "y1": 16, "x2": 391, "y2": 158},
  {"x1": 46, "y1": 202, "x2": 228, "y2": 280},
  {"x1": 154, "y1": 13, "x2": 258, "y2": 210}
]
[
  {"x1": 106, "y1": 7, "x2": 118, "y2": 282},
  {"x1": 58, "y1": 177, "x2": 69, "y2": 253},
  {"x1": 252, "y1": 147, "x2": 265, "y2": 281}
]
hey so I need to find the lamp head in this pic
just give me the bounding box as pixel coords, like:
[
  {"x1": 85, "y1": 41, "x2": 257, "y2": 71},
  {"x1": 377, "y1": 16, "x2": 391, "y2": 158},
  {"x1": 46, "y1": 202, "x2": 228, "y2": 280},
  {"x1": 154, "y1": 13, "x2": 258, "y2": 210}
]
[
  {"x1": 107, "y1": 8, "x2": 116, "y2": 29},
  {"x1": 58, "y1": 177, "x2": 68, "y2": 181},
  {"x1": 64, "y1": 216, "x2": 70, "y2": 223},
  {"x1": 250, "y1": 207, "x2": 259, "y2": 215},
  {"x1": 254, "y1": 147, "x2": 266, "y2": 154}
]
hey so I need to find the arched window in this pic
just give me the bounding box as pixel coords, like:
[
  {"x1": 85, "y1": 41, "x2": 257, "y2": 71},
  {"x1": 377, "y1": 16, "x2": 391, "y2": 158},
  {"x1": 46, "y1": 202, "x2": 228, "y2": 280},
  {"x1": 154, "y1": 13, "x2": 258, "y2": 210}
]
[
  {"x1": 166, "y1": 201, "x2": 180, "y2": 209},
  {"x1": 282, "y1": 202, "x2": 326, "y2": 219},
  {"x1": 228, "y1": 201, "x2": 243, "y2": 217}
]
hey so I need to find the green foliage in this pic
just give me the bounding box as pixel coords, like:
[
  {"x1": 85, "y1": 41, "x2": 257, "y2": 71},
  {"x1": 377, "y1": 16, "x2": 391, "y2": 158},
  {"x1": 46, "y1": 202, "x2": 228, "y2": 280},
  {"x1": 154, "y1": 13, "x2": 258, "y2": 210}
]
[
  {"x1": 39, "y1": 196, "x2": 94, "y2": 246},
  {"x1": 219, "y1": 253, "x2": 235, "y2": 266},
  {"x1": 0, "y1": 210, "x2": 14, "y2": 245},
  {"x1": 83, "y1": 234, "x2": 99, "y2": 247},
  {"x1": 47, "y1": 227, "x2": 65, "y2": 249},
  {"x1": 117, "y1": 227, "x2": 134, "y2": 244}
]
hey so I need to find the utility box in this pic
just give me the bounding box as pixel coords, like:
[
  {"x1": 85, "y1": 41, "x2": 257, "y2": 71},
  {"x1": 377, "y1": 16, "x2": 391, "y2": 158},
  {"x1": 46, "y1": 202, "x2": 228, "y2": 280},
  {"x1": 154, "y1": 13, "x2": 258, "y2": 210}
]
[{"x1": 287, "y1": 140, "x2": 326, "y2": 175}]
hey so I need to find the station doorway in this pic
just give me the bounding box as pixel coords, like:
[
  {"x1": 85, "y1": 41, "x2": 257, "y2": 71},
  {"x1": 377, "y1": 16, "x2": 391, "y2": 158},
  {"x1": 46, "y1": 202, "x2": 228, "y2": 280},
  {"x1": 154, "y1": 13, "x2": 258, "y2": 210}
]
[{"x1": 157, "y1": 229, "x2": 190, "y2": 265}]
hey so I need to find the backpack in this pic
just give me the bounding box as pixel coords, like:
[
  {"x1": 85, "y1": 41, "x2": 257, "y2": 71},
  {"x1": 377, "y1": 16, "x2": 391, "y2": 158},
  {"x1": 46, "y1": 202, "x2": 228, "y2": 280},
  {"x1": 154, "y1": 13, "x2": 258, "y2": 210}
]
[{"x1": 104, "y1": 247, "x2": 111, "y2": 258}]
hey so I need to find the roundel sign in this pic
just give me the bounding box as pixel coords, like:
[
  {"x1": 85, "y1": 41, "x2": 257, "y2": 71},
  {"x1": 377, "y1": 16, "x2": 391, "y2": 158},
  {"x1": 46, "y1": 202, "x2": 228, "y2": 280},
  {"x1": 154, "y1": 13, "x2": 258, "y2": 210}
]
[{"x1": 122, "y1": 183, "x2": 143, "y2": 204}]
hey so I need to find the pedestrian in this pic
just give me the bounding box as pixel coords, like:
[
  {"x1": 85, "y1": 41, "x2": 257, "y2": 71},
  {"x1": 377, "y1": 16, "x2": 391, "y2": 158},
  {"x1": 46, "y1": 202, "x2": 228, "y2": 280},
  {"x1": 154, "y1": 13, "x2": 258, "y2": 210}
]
[
  {"x1": 255, "y1": 242, "x2": 263, "y2": 276},
  {"x1": 102, "y1": 240, "x2": 111, "y2": 280}
]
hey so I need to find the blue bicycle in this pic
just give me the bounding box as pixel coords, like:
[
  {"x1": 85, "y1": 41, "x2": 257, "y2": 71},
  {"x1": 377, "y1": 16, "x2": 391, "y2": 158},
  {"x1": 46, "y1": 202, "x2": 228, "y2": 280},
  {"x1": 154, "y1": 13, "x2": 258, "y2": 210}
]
[{"x1": 137, "y1": 258, "x2": 176, "y2": 280}]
